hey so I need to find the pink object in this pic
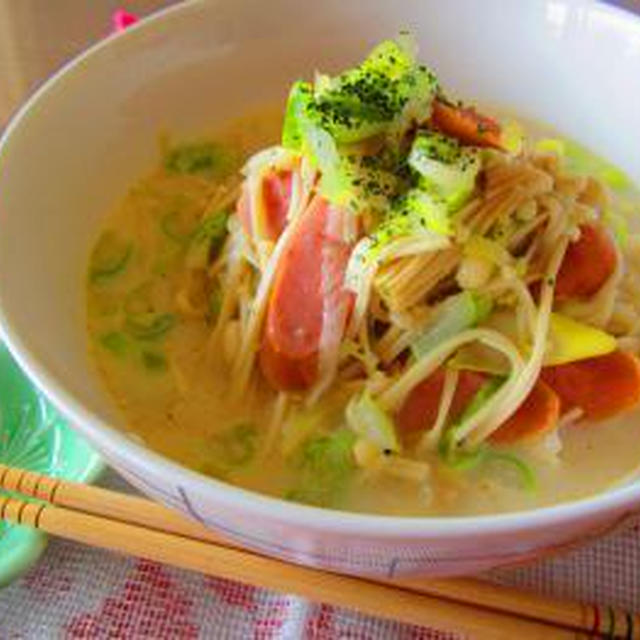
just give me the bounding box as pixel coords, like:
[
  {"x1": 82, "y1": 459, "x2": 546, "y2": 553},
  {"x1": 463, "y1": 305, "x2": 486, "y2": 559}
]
[{"x1": 111, "y1": 8, "x2": 139, "y2": 33}]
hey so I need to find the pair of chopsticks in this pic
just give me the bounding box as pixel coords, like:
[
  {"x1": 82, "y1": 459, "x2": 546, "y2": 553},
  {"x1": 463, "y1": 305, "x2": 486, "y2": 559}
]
[{"x1": 0, "y1": 464, "x2": 636, "y2": 639}]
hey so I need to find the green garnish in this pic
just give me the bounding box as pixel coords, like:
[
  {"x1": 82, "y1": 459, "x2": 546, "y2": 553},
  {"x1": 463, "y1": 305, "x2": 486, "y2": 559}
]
[
  {"x1": 437, "y1": 377, "x2": 537, "y2": 492},
  {"x1": 565, "y1": 139, "x2": 632, "y2": 190},
  {"x1": 141, "y1": 349, "x2": 168, "y2": 372},
  {"x1": 408, "y1": 130, "x2": 481, "y2": 210},
  {"x1": 411, "y1": 292, "x2": 493, "y2": 359},
  {"x1": 164, "y1": 141, "x2": 231, "y2": 178},
  {"x1": 125, "y1": 312, "x2": 177, "y2": 341},
  {"x1": 282, "y1": 81, "x2": 313, "y2": 150},
  {"x1": 280, "y1": 36, "x2": 440, "y2": 210},
  {"x1": 389, "y1": 188, "x2": 452, "y2": 236},
  {"x1": 459, "y1": 377, "x2": 505, "y2": 423},
  {"x1": 438, "y1": 376, "x2": 504, "y2": 464},
  {"x1": 309, "y1": 39, "x2": 438, "y2": 144},
  {"x1": 603, "y1": 205, "x2": 630, "y2": 248},
  {"x1": 439, "y1": 443, "x2": 536, "y2": 492},
  {"x1": 282, "y1": 81, "x2": 351, "y2": 206},
  {"x1": 99, "y1": 331, "x2": 169, "y2": 372},
  {"x1": 98, "y1": 331, "x2": 129, "y2": 356},
  {"x1": 207, "y1": 286, "x2": 223, "y2": 322},
  {"x1": 200, "y1": 423, "x2": 258, "y2": 479},
  {"x1": 280, "y1": 401, "x2": 347, "y2": 458},
  {"x1": 186, "y1": 210, "x2": 229, "y2": 269},
  {"x1": 220, "y1": 423, "x2": 258, "y2": 466},
  {"x1": 342, "y1": 151, "x2": 404, "y2": 215},
  {"x1": 286, "y1": 428, "x2": 356, "y2": 507},
  {"x1": 535, "y1": 137, "x2": 632, "y2": 191},
  {"x1": 484, "y1": 451, "x2": 537, "y2": 493},
  {"x1": 89, "y1": 231, "x2": 132, "y2": 283},
  {"x1": 438, "y1": 438, "x2": 486, "y2": 471},
  {"x1": 345, "y1": 390, "x2": 400, "y2": 452}
]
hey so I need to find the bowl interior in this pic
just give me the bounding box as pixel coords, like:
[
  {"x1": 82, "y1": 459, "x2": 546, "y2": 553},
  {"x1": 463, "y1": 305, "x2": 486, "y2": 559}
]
[{"x1": 0, "y1": 0, "x2": 639, "y2": 521}]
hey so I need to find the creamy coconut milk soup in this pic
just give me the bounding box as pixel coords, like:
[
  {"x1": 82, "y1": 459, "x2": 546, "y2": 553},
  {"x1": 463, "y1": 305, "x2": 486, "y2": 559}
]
[{"x1": 87, "y1": 37, "x2": 640, "y2": 516}]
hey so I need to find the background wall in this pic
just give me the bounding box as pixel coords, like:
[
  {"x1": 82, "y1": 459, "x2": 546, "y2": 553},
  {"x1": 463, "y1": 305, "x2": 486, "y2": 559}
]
[
  {"x1": 0, "y1": 0, "x2": 180, "y2": 125},
  {"x1": 0, "y1": 0, "x2": 638, "y2": 127}
]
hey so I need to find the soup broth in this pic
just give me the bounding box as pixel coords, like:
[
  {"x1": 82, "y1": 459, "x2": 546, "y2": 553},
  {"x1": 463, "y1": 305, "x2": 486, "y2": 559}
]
[{"x1": 87, "y1": 106, "x2": 640, "y2": 516}]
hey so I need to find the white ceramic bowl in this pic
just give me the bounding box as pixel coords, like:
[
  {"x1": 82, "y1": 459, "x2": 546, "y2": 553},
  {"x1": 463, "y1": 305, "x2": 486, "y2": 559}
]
[{"x1": 1, "y1": 0, "x2": 640, "y2": 577}]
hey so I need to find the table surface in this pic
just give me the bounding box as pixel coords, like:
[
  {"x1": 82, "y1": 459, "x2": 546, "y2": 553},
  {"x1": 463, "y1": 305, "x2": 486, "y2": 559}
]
[{"x1": 1, "y1": 1, "x2": 640, "y2": 637}]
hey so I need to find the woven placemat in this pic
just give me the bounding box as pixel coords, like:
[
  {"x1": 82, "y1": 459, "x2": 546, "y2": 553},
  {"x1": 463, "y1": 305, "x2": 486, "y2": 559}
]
[{"x1": 0, "y1": 469, "x2": 638, "y2": 639}]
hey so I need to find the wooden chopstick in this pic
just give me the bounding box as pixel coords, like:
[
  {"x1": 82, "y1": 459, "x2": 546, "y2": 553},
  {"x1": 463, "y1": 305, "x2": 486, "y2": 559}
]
[
  {"x1": 0, "y1": 464, "x2": 615, "y2": 635},
  {"x1": 1, "y1": 465, "x2": 637, "y2": 639},
  {"x1": 0, "y1": 464, "x2": 220, "y2": 544},
  {"x1": 0, "y1": 490, "x2": 570, "y2": 639}
]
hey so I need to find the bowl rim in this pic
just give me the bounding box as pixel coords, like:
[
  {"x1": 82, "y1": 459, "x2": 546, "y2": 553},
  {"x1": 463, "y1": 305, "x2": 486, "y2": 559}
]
[{"x1": 1, "y1": 0, "x2": 640, "y2": 538}]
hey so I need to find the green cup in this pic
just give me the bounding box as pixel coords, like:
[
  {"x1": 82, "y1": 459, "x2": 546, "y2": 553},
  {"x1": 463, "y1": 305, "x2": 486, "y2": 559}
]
[{"x1": 0, "y1": 342, "x2": 103, "y2": 586}]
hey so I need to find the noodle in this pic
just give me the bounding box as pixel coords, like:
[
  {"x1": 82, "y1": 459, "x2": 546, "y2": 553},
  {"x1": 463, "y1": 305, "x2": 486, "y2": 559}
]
[
  {"x1": 462, "y1": 236, "x2": 569, "y2": 446},
  {"x1": 376, "y1": 248, "x2": 460, "y2": 311},
  {"x1": 557, "y1": 407, "x2": 584, "y2": 430},
  {"x1": 228, "y1": 163, "x2": 316, "y2": 397},
  {"x1": 206, "y1": 236, "x2": 247, "y2": 363},
  {"x1": 229, "y1": 193, "x2": 310, "y2": 397},
  {"x1": 308, "y1": 206, "x2": 355, "y2": 404},
  {"x1": 419, "y1": 367, "x2": 459, "y2": 452},
  {"x1": 86, "y1": 42, "x2": 640, "y2": 516},
  {"x1": 377, "y1": 327, "x2": 525, "y2": 411},
  {"x1": 375, "y1": 323, "x2": 415, "y2": 364},
  {"x1": 261, "y1": 392, "x2": 289, "y2": 460}
]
